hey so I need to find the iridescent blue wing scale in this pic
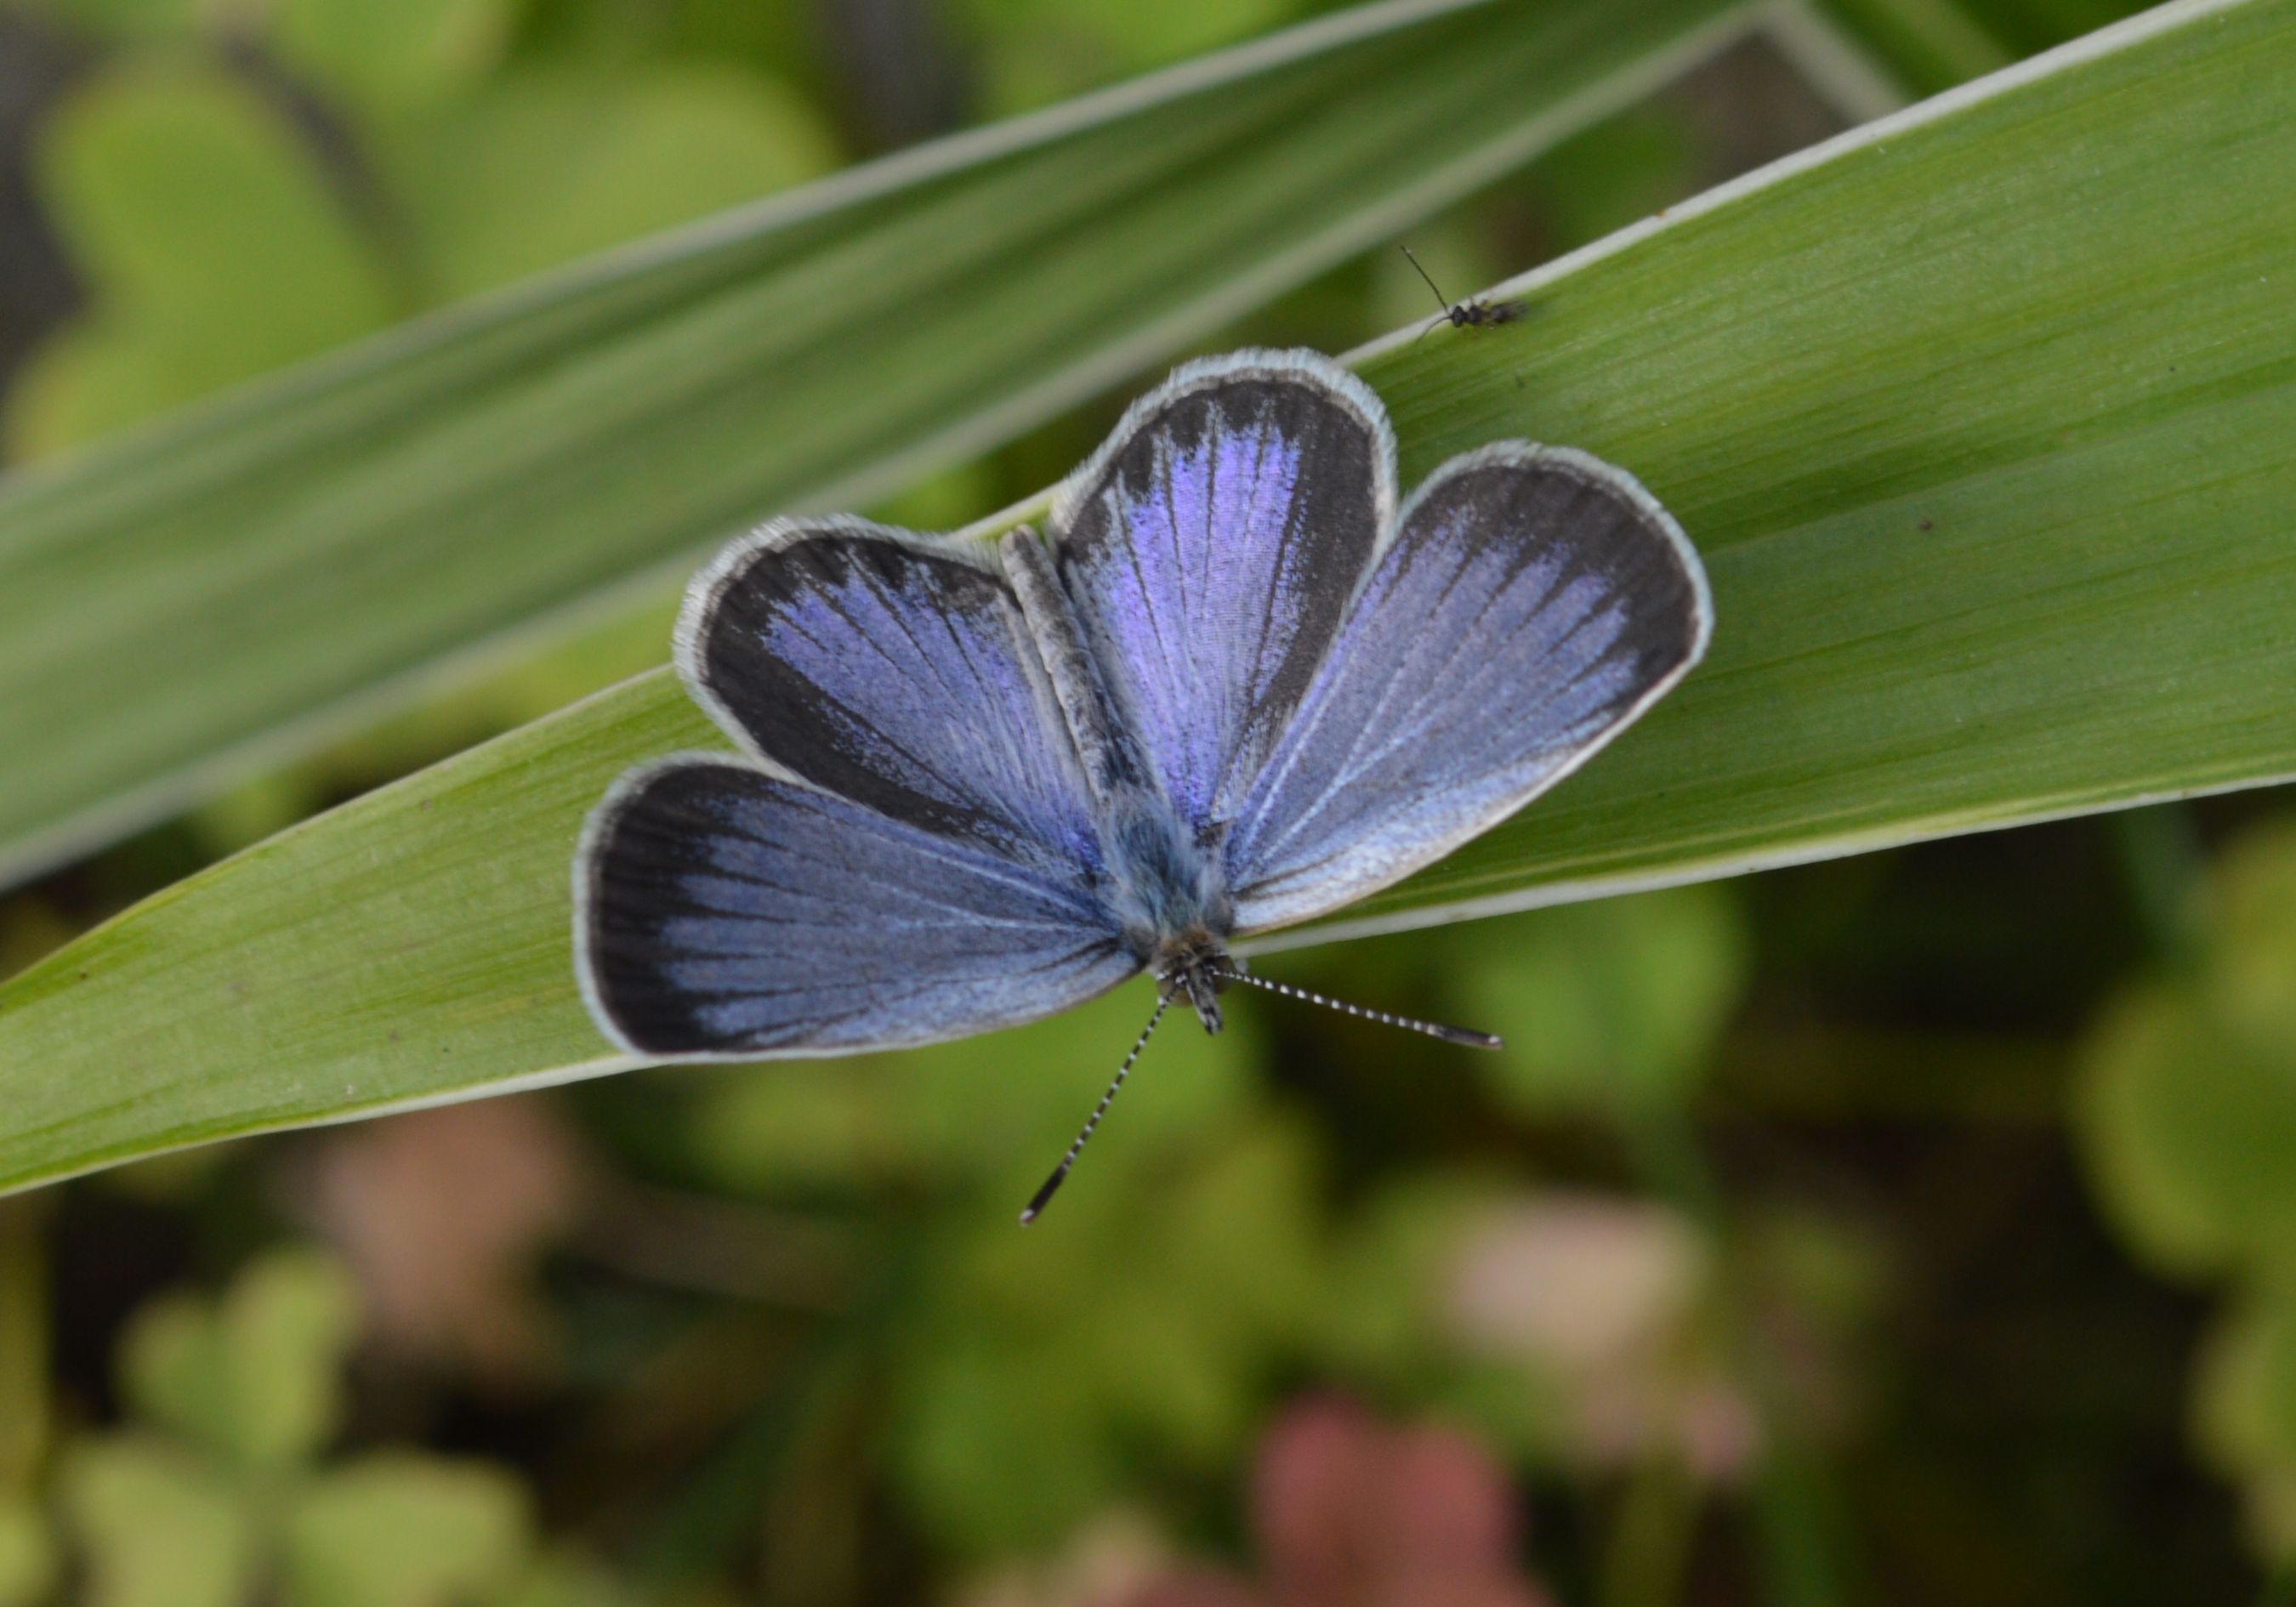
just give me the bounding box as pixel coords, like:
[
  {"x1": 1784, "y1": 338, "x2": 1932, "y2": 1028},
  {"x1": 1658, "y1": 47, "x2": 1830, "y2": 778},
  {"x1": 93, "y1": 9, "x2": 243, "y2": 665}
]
[
  {"x1": 1223, "y1": 445, "x2": 1712, "y2": 934},
  {"x1": 577, "y1": 760, "x2": 1135, "y2": 1057},
  {"x1": 1044, "y1": 351, "x2": 1395, "y2": 832}
]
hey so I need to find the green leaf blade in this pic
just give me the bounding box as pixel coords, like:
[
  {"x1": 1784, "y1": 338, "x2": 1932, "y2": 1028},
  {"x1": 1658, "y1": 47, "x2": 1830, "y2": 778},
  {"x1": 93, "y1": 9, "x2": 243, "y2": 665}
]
[
  {"x1": 3, "y1": 0, "x2": 2293, "y2": 1195},
  {"x1": 0, "y1": 0, "x2": 1751, "y2": 883}
]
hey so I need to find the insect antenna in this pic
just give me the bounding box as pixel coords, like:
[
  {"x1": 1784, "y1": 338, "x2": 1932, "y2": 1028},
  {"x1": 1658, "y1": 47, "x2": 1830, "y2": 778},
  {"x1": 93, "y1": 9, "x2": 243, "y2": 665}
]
[
  {"x1": 1400, "y1": 245, "x2": 1456, "y2": 343},
  {"x1": 1400, "y1": 244, "x2": 1452, "y2": 311},
  {"x1": 1212, "y1": 965, "x2": 1502, "y2": 1049},
  {"x1": 1020, "y1": 989, "x2": 1174, "y2": 1224}
]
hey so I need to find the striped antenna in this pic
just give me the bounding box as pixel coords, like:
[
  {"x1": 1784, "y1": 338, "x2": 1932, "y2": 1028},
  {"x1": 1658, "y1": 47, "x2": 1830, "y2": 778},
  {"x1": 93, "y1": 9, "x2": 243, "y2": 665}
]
[
  {"x1": 1020, "y1": 990, "x2": 1174, "y2": 1225},
  {"x1": 1213, "y1": 966, "x2": 1502, "y2": 1049}
]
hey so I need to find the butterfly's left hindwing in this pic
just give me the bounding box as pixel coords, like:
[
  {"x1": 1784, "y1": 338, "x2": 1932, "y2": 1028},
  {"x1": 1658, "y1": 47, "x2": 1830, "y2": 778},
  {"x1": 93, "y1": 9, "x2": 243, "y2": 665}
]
[
  {"x1": 1223, "y1": 444, "x2": 1711, "y2": 933},
  {"x1": 577, "y1": 759, "x2": 1136, "y2": 1059}
]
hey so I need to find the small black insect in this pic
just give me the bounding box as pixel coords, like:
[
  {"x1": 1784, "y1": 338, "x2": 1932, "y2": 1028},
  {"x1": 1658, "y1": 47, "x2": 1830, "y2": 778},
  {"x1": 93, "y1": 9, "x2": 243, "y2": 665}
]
[{"x1": 1401, "y1": 246, "x2": 1528, "y2": 340}]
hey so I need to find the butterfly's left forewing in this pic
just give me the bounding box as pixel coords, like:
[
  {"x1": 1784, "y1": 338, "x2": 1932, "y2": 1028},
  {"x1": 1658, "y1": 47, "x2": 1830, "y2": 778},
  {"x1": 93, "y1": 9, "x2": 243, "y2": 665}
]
[
  {"x1": 578, "y1": 521, "x2": 1139, "y2": 1059},
  {"x1": 1223, "y1": 444, "x2": 1711, "y2": 934},
  {"x1": 679, "y1": 520, "x2": 1104, "y2": 878}
]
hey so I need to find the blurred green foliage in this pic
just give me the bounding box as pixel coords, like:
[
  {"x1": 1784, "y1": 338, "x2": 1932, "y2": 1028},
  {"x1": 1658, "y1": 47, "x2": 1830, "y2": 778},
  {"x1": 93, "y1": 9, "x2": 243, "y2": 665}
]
[
  {"x1": 649, "y1": 887, "x2": 1769, "y2": 1564},
  {"x1": 0, "y1": 876, "x2": 1784, "y2": 1602},
  {"x1": 15, "y1": 59, "x2": 395, "y2": 453},
  {"x1": 1457, "y1": 885, "x2": 1748, "y2": 1115},
  {"x1": 37, "y1": 1250, "x2": 624, "y2": 1607},
  {"x1": 892, "y1": 1112, "x2": 1326, "y2": 1552},
  {"x1": 2078, "y1": 821, "x2": 2296, "y2": 1561},
  {"x1": 957, "y1": 0, "x2": 1293, "y2": 114},
  {"x1": 0, "y1": 1506, "x2": 53, "y2": 1607},
  {"x1": 6, "y1": 0, "x2": 833, "y2": 456}
]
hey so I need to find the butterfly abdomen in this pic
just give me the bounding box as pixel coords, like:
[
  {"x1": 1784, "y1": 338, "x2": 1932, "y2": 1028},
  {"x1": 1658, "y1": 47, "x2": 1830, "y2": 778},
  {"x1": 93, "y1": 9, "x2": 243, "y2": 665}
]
[{"x1": 1003, "y1": 520, "x2": 1237, "y2": 961}]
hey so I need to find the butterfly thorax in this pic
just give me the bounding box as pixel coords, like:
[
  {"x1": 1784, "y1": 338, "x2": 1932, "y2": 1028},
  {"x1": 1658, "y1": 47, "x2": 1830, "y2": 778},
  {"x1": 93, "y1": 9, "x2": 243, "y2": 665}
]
[
  {"x1": 1101, "y1": 793, "x2": 1236, "y2": 1035},
  {"x1": 1086, "y1": 772, "x2": 1234, "y2": 1034}
]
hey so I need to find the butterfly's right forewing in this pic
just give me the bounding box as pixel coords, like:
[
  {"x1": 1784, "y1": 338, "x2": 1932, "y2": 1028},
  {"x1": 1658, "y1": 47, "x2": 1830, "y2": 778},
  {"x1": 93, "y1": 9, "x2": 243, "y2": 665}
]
[{"x1": 1047, "y1": 350, "x2": 1395, "y2": 835}]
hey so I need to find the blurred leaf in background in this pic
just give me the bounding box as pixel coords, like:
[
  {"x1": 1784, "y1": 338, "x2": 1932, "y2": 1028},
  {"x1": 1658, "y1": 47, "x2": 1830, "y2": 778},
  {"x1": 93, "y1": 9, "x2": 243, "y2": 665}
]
[
  {"x1": 55, "y1": 1247, "x2": 632, "y2": 1607},
  {"x1": 122, "y1": 1248, "x2": 358, "y2": 1471},
  {"x1": 9, "y1": 57, "x2": 397, "y2": 456},
  {"x1": 895, "y1": 1112, "x2": 1324, "y2": 1554},
  {"x1": 679, "y1": 985, "x2": 1306, "y2": 1553},
  {"x1": 0, "y1": 1505, "x2": 51, "y2": 1607},
  {"x1": 958, "y1": 0, "x2": 1304, "y2": 116},
  {"x1": 7, "y1": 0, "x2": 836, "y2": 457},
  {"x1": 268, "y1": 0, "x2": 514, "y2": 111},
  {"x1": 281, "y1": 1456, "x2": 531, "y2": 1607},
  {"x1": 372, "y1": 67, "x2": 833, "y2": 304},
  {"x1": 62, "y1": 1431, "x2": 258, "y2": 1607},
  {"x1": 2078, "y1": 821, "x2": 2296, "y2": 1564},
  {"x1": 1454, "y1": 886, "x2": 1750, "y2": 1116}
]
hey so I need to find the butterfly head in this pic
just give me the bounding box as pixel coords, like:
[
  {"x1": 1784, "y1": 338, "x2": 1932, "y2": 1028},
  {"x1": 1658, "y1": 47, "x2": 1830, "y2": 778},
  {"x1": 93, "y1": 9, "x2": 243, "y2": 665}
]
[{"x1": 1155, "y1": 928, "x2": 1233, "y2": 1034}]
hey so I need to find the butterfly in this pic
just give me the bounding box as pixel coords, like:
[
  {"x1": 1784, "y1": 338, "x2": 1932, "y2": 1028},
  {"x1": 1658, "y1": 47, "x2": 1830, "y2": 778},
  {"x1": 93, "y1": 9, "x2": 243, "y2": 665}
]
[{"x1": 574, "y1": 348, "x2": 1711, "y2": 1219}]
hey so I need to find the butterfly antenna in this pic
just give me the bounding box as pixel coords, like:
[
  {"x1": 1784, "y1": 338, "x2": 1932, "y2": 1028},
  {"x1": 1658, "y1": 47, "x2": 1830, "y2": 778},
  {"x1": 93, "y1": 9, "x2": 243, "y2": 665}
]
[
  {"x1": 1213, "y1": 966, "x2": 1502, "y2": 1049},
  {"x1": 1020, "y1": 990, "x2": 1174, "y2": 1225}
]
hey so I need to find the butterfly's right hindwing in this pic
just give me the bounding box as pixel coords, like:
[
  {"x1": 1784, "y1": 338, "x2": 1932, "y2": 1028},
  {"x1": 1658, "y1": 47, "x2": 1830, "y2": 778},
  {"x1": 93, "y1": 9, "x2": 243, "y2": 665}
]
[{"x1": 1223, "y1": 445, "x2": 1711, "y2": 933}]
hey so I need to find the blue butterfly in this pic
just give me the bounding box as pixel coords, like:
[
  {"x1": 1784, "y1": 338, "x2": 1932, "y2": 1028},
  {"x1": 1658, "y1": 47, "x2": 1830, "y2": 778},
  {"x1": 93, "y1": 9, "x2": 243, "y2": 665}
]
[{"x1": 574, "y1": 349, "x2": 1711, "y2": 1218}]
